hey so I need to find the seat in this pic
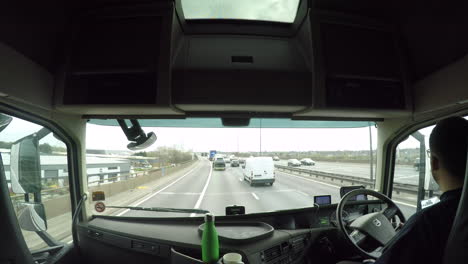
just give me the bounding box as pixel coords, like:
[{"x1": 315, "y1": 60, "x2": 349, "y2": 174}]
[{"x1": 443, "y1": 143, "x2": 468, "y2": 264}]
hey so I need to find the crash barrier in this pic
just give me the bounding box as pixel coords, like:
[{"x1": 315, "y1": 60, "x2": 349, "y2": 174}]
[
  {"x1": 275, "y1": 165, "x2": 442, "y2": 197},
  {"x1": 10, "y1": 160, "x2": 197, "y2": 218}
]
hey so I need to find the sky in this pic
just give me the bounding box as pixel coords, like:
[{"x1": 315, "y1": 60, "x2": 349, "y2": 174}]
[
  {"x1": 0, "y1": 117, "x2": 65, "y2": 148},
  {"x1": 1, "y1": 116, "x2": 466, "y2": 153},
  {"x1": 181, "y1": 0, "x2": 300, "y2": 23},
  {"x1": 85, "y1": 124, "x2": 380, "y2": 153}
]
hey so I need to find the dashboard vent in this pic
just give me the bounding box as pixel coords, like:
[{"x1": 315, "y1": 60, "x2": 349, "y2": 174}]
[
  {"x1": 291, "y1": 235, "x2": 306, "y2": 252},
  {"x1": 263, "y1": 245, "x2": 282, "y2": 262}
]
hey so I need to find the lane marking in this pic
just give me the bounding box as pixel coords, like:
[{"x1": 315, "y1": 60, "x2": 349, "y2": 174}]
[
  {"x1": 395, "y1": 175, "x2": 418, "y2": 179},
  {"x1": 278, "y1": 170, "x2": 418, "y2": 208},
  {"x1": 159, "y1": 192, "x2": 200, "y2": 195},
  {"x1": 278, "y1": 171, "x2": 340, "y2": 189},
  {"x1": 251, "y1": 192, "x2": 260, "y2": 200},
  {"x1": 296, "y1": 190, "x2": 309, "y2": 197},
  {"x1": 394, "y1": 200, "x2": 417, "y2": 208},
  {"x1": 190, "y1": 165, "x2": 213, "y2": 217},
  {"x1": 239, "y1": 178, "x2": 243, "y2": 182},
  {"x1": 116, "y1": 164, "x2": 201, "y2": 216}
]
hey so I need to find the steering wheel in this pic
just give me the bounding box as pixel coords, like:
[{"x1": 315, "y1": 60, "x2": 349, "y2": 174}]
[{"x1": 336, "y1": 189, "x2": 406, "y2": 259}]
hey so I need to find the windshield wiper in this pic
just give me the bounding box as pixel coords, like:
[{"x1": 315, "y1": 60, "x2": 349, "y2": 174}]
[{"x1": 106, "y1": 205, "x2": 209, "y2": 215}]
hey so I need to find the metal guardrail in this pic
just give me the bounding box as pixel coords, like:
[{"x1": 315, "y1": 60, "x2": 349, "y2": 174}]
[{"x1": 275, "y1": 165, "x2": 440, "y2": 196}]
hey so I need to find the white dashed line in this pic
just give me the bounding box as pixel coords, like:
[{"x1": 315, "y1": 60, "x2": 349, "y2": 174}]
[
  {"x1": 116, "y1": 164, "x2": 201, "y2": 216},
  {"x1": 394, "y1": 200, "x2": 417, "y2": 208},
  {"x1": 251, "y1": 192, "x2": 260, "y2": 200},
  {"x1": 296, "y1": 190, "x2": 309, "y2": 197},
  {"x1": 395, "y1": 175, "x2": 419, "y2": 179},
  {"x1": 278, "y1": 171, "x2": 340, "y2": 189},
  {"x1": 190, "y1": 165, "x2": 213, "y2": 217},
  {"x1": 159, "y1": 192, "x2": 200, "y2": 195}
]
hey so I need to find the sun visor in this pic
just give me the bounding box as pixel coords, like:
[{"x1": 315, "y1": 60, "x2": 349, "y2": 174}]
[{"x1": 89, "y1": 118, "x2": 374, "y2": 128}]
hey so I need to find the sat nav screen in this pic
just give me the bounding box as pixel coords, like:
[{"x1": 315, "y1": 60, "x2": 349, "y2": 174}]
[
  {"x1": 340, "y1": 186, "x2": 368, "y2": 201},
  {"x1": 314, "y1": 195, "x2": 331, "y2": 205}
]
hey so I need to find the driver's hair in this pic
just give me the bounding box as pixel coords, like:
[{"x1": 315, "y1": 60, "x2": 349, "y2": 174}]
[{"x1": 429, "y1": 116, "x2": 468, "y2": 179}]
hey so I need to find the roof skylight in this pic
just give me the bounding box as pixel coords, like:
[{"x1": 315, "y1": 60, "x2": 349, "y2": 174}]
[{"x1": 181, "y1": 0, "x2": 301, "y2": 23}]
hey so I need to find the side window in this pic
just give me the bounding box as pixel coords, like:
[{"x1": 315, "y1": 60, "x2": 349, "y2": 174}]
[
  {"x1": 392, "y1": 124, "x2": 440, "y2": 219},
  {"x1": 0, "y1": 114, "x2": 72, "y2": 251}
]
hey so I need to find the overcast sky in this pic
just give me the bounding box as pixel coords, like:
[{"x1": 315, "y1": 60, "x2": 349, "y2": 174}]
[
  {"x1": 3, "y1": 117, "x2": 468, "y2": 153},
  {"x1": 86, "y1": 124, "x2": 380, "y2": 152},
  {"x1": 181, "y1": 0, "x2": 300, "y2": 23}
]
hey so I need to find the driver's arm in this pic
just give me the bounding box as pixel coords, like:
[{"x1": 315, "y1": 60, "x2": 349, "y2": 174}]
[{"x1": 375, "y1": 213, "x2": 431, "y2": 264}]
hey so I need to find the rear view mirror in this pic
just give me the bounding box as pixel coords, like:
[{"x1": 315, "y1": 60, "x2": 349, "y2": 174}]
[
  {"x1": 17, "y1": 202, "x2": 47, "y2": 231},
  {"x1": 10, "y1": 135, "x2": 42, "y2": 194}
]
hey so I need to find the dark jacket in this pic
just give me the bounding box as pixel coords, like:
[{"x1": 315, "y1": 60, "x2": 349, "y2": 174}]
[{"x1": 375, "y1": 188, "x2": 462, "y2": 264}]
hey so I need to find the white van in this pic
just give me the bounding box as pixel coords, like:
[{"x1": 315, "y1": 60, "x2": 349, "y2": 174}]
[{"x1": 243, "y1": 157, "x2": 275, "y2": 186}]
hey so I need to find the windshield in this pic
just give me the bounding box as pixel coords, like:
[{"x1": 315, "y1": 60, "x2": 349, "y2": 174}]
[{"x1": 86, "y1": 118, "x2": 378, "y2": 217}]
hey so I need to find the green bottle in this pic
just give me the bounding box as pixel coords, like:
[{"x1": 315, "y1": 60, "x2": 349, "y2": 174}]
[{"x1": 202, "y1": 213, "x2": 219, "y2": 264}]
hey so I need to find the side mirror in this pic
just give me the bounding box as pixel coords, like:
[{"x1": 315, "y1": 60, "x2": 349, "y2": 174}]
[
  {"x1": 10, "y1": 135, "x2": 42, "y2": 194},
  {"x1": 17, "y1": 202, "x2": 47, "y2": 231}
]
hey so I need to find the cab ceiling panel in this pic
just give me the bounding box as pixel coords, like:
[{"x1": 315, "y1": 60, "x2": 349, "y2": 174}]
[
  {"x1": 55, "y1": 2, "x2": 182, "y2": 116},
  {"x1": 294, "y1": 10, "x2": 412, "y2": 118},
  {"x1": 172, "y1": 35, "x2": 312, "y2": 112},
  {"x1": 0, "y1": 0, "x2": 74, "y2": 73},
  {"x1": 314, "y1": 0, "x2": 468, "y2": 82}
]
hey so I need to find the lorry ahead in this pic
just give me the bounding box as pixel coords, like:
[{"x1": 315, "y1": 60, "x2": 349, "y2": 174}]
[
  {"x1": 209, "y1": 150, "x2": 217, "y2": 161},
  {"x1": 243, "y1": 157, "x2": 275, "y2": 186}
]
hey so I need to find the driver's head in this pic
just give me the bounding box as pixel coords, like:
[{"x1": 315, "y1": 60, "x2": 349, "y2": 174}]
[{"x1": 429, "y1": 116, "x2": 468, "y2": 190}]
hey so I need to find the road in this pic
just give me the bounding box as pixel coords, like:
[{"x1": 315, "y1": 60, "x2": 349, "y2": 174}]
[
  {"x1": 275, "y1": 160, "x2": 419, "y2": 185},
  {"x1": 121, "y1": 159, "x2": 416, "y2": 219}
]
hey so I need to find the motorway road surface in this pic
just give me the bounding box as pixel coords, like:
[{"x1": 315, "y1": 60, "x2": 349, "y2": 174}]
[
  {"x1": 275, "y1": 160, "x2": 420, "y2": 186},
  {"x1": 121, "y1": 160, "x2": 417, "y2": 219}
]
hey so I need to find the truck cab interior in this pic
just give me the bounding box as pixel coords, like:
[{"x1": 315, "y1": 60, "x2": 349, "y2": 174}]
[{"x1": 1, "y1": 0, "x2": 468, "y2": 264}]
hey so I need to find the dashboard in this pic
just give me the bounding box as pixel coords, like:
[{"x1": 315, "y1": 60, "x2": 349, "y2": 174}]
[{"x1": 77, "y1": 201, "x2": 384, "y2": 264}]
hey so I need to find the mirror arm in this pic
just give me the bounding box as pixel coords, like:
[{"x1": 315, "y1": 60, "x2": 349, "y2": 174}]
[
  {"x1": 35, "y1": 127, "x2": 51, "y2": 140},
  {"x1": 411, "y1": 131, "x2": 426, "y2": 212},
  {"x1": 34, "y1": 192, "x2": 42, "y2": 203},
  {"x1": 117, "y1": 119, "x2": 146, "y2": 141},
  {"x1": 36, "y1": 230, "x2": 60, "y2": 247}
]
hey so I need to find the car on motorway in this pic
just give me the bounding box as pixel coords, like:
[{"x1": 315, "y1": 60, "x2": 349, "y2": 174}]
[
  {"x1": 213, "y1": 157, "x2": 226, "y2": 171},
  {"x1": 300, "y1": 158, "x2": 315, "y2": 166},
  {"x1": 243, "y1": 157, "x2": 275, "y2": 186},
  {"x1": 231, "y1": 159, "x2": 240, "y2": 167},
  {"x1": 288, "y1": 159, "x2": 301, "y2": 167},
  {"x1": 273, "y1": 156, "x2": 280, "y2": 161}
]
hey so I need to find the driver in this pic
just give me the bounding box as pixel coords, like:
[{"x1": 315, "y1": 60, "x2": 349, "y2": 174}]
[
  {"x1": 376, "y1": 116, "x2": 468, "y2": 264},
  {"x1": 340, "y1": 116, "x2": 468, "y2": 264}
]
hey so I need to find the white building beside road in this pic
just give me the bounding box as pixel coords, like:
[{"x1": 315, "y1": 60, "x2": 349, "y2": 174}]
[{"x1": 1, "y1": 151, "x2": 131, "y2": 189}]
